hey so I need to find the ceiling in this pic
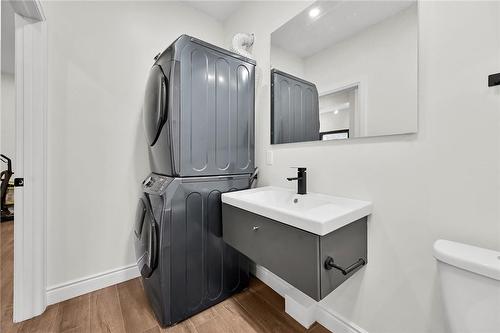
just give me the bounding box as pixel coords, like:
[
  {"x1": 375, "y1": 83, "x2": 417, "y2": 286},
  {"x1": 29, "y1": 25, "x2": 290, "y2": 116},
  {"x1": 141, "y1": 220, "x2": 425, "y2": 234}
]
[
  {"x1": 272, "y1": 0, "x2": 416, "y2": 59},
  {"x1": 3, "y1": 1, "x2": 415, "y2": 74},
  {"x1": 0, "y1": 1, "x2": 243, "y2": 74},
  {"x1": 184, "y1": 1, "x2": 244, "y2": 22},
  {"x1": 1, "y1": 1, "x2": 15, "y2": 74}
]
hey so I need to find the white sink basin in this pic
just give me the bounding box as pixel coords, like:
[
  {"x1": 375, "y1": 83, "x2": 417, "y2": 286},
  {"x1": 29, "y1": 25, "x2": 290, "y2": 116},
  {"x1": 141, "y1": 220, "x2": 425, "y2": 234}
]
[{"x1": 221, "y1": 186, "x2": 372, "y2": 236}]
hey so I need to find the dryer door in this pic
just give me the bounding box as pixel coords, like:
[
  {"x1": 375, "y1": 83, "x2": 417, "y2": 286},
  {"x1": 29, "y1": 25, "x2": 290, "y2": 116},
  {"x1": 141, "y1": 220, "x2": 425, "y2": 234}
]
[
  {"x1": 143, "y1": 64, "x2": 168, "y2": 146},
  {"x1": 134, "y1": 195, "x2": 158, "y2": 278}
]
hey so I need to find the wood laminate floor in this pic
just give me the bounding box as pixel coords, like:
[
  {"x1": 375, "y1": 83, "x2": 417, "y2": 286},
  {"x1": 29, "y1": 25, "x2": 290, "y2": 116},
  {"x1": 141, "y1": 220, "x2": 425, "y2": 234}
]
[{"x1": 0, "y1": 221, "x2": 331, "y2": 333}]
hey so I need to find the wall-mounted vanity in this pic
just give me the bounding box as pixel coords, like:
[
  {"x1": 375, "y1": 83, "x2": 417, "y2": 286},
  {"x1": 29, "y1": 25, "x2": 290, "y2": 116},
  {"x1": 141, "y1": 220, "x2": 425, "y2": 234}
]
[{"x1": 222, "y1": 186, "x2": 372, "y2": 301}]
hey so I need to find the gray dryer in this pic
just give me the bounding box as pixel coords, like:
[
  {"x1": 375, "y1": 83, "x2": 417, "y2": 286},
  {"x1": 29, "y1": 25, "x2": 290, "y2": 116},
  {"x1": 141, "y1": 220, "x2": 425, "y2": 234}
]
[
  {"x1": 143, "y1": 35, "x2": 256, "y2": 177},
  {"x1": 271, "y1": 69, "x2": 320, "y2": 144}
]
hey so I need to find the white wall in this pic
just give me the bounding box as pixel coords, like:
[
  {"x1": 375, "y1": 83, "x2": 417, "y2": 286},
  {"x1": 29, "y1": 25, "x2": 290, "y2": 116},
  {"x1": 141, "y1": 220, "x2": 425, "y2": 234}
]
[
  {"x1": 1, "y1": 1, "x2": 16, "y2": 75},
  {"x1": 43, "y1": 1, "x2": 226, "y2": 287},
  {"x1": 305, "y1": 4, "x2": 418, "y2": 137},
  {"x1": 1, "y1": 73, "x2": 15, "y2": 162},
  {"x1": 224, "y1": 1, "x2": 500, "y2": 333},
  {"x1": 270, "y1": 43, "x2": 305, "y2": 78}
]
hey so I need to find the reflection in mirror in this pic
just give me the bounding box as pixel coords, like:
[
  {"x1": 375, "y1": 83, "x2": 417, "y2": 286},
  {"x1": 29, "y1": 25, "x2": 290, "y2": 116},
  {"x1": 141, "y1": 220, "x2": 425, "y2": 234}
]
[
  {"x1": 319, "y1": 85, "x2": 358, "y2": 140},
  {"x1": 270, "y1": 1, "x2": 418, "y2": 144}
]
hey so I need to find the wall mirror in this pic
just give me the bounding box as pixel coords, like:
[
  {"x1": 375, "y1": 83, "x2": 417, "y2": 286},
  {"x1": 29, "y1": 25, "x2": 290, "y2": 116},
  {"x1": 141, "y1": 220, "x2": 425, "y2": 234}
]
[{"x1": 270, "y1": 0, "x2": 418, "y2": 144}]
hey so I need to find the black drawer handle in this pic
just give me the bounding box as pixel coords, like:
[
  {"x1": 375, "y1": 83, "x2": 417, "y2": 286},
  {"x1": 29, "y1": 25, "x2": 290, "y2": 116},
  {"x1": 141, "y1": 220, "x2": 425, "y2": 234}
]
[{"x1": 324, "y1": 257, "x2": 365, "y2": 275}]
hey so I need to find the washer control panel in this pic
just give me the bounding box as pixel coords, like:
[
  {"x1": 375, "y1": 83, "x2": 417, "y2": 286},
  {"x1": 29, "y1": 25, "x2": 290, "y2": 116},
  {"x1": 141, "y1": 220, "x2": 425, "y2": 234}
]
[{"x1": 142, "y1": 174, "x2": 170, "y2": 194}]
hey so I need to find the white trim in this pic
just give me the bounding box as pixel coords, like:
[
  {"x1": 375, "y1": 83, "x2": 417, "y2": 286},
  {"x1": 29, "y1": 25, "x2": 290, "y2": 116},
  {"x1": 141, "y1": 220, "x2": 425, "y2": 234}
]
[
  {"x1": 251, "y1": 263, "x2": 290, "y2": 295},
  {"x1": 254, "y1": 265, "x2": 369, "y2": 333},
  {"x1": 13, "y1": 8, "x2": 48, "y2": 322},
  {"x1": 318, "y1": 81, "x2": 361, "y2": 97},
  {"x1": 285, "y1": 288, "x2": 317, "y2": 328},
  {"x1": 316, "y1": 307, "x2": 369, "y2": 333},
  {"x1": 46, "y1": 264, "x2": 140, "y2": 305},
  {"x1": 10, "y1": 0, "x2": 45, "y2": 21},
  {"x1": 318, "y1": 80, "x2": 367, "y2": 137}
]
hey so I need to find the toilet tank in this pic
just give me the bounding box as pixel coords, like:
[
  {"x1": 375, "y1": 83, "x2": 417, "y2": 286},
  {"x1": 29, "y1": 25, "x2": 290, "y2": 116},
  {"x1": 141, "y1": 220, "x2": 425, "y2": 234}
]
[{"x1": 433, "y1": 240, "x2": 500, "y2": 333}]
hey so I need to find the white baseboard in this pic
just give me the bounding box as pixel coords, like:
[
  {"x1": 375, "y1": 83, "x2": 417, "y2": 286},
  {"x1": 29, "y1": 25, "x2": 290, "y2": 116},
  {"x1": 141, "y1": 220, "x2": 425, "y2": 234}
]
[
  {"x1": 316, "y1": 306, "x2": 369, "y2": 333},
  {"x1": 46, "y1": 264, "x2": 140, "y2": 305},
  {"x1": 254, "y1": 265, "x2": 368, "y2": 333}
]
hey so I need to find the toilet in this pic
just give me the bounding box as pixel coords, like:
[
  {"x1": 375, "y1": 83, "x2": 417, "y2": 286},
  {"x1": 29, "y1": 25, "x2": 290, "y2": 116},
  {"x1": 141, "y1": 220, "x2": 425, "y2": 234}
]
[{"x1": 433, "y1": 239, "x2": 500, "y2": 333}]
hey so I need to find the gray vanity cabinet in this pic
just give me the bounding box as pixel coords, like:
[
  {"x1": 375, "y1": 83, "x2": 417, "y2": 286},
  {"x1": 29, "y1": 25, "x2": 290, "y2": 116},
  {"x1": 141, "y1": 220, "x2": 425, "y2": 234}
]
[{"x1": 222, "y1": 204, "x2": 367, "y2": 301}]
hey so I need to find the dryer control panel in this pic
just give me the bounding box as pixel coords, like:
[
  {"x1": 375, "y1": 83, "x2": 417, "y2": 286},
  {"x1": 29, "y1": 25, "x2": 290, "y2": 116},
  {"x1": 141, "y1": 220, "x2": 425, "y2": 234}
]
[{"x1": 142, "y1": 173, "x2": 172, "y2": 194}]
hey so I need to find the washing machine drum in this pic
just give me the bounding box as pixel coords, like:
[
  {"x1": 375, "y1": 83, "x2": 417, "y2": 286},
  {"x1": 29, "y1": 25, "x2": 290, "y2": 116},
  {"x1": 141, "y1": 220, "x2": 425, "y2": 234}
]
[{"x1": 134, "y1": 195, "x2": 158, "y2": 278}]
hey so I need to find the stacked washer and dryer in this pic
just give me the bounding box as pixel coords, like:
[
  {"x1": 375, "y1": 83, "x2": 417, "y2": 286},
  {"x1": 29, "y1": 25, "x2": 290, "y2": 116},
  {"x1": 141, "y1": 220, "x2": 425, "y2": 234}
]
[{"x1": 134, "y1": 35, "x2": 256, "y2": 327}]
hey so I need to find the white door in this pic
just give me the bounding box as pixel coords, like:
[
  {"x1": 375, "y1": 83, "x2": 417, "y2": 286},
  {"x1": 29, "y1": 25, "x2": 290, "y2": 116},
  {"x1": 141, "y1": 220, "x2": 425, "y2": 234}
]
[{"x1": 13, "y1": 10, "x2": 47, "y2": 322}]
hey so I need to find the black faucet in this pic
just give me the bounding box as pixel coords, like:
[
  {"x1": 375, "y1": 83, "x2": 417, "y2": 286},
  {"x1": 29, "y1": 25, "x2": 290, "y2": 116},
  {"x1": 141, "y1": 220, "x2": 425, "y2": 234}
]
[{"x1": 287, "y1": 167, "x2": 307, "y2": 195}]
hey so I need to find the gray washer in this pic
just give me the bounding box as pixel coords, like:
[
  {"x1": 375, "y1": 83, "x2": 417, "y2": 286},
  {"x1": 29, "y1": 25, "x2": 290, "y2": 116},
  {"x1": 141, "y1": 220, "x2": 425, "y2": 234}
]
[{"x1": 134, "y1": 173, "x2": 251, "y2": 327}]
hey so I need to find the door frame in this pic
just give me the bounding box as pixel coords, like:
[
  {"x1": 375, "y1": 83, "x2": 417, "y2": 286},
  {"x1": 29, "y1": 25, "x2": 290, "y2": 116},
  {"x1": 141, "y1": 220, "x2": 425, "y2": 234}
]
[
  {"x1": 319, "y1": 80, "x2": 366, "y2": 138},
  {"x1": 11, "y1": 0, "x2": 48, "y2": 322}
]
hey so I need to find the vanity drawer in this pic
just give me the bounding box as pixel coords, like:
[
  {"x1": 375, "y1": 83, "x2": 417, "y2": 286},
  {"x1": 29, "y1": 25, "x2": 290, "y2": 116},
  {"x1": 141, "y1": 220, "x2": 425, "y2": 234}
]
[
  {"x1": 222, "y1": 203, "x2": 367, "y2": 300},
  {"x1": 222, "y1": 204, "x2": 321, "y2": 300}
]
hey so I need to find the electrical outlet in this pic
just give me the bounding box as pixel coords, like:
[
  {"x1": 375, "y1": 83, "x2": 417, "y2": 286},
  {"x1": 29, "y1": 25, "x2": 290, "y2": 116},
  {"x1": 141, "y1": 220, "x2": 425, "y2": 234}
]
[{"x1": 266, "y1": 150, "x2": 274, "y2": 165}]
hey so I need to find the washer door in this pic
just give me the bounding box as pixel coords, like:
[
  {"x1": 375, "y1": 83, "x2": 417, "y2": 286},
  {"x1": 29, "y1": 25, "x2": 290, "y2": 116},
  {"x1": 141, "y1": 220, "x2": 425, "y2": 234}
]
[
  {"x1": 134, "y1": 195, "x2": 158, "y2": 278},
  {"x1": 143, "y1": 65, "x2": 168, "y2": 146}
]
